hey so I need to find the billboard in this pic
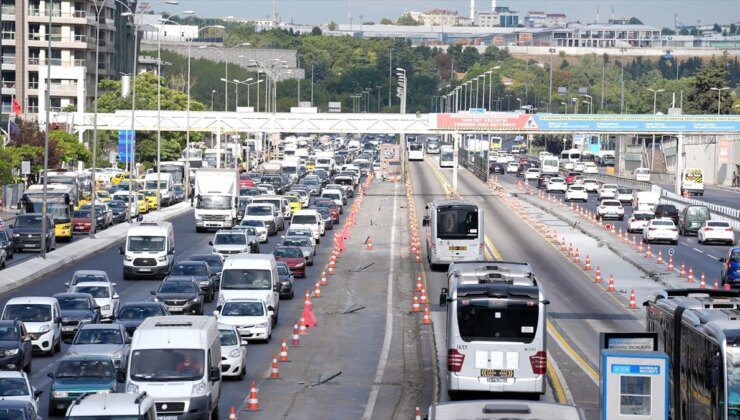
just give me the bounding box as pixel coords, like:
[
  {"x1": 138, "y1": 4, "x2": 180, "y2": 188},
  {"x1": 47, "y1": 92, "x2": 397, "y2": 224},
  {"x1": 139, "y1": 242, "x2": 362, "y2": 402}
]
[
  {"x1": 118, "y1": 130, "x2": 136, "y2": 163},
  {"x1": 436, "y1": 113, "x2": 539, "y2": 131}
]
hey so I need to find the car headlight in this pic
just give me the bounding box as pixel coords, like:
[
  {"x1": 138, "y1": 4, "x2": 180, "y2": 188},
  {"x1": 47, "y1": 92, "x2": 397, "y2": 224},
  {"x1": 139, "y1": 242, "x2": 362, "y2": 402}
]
[
  {"x1": 153, "y1": 297, "x2": 160, "y2": 302},
  {"x1": 12, "y1": 234, "x2": 19, "y2": 238},
  {"x1": 79, "y1": 318, "x2": 93, "y2": 324},
  {"x1": 3, "y1": 348, "x2": 18, "y2": 356},
  {"x1": 229, "y1": 348, "x2": 241, "y2": 358},
  {"x1": 255, "y1": 322, "x2": 270, "y2": 328},
  {"x1": 112, "y1": 349, "x2": 123, "y2": 359},
  {"x1": 199, "y1": 280, "x2": 209, "y2": 286},
  {"x1": 157, "y1": 256, "x2": 166, "y2": 262},
  {"x1": 97, "y1": 389, "x2": 111, "y2": 394},
  {"x1": 38, "y1": 325, "x2": 50, "y2": 333},
  {"x1": 52, "y1": 390, "x2": 68, "y2": 398},
  {"x1": 126, "y1": 383, "x2": 139, "y2": 393},
  {"x1": 191, "y1": 380, "x2": 207, "y2": 396},
  {"x1": 195, "y1": 215, "x2": 202, "y2": 221},
  {"x1": 124, "y1": 255, "x2": 133, "y2": 262},
  {"x1": 102, "y1": 305, "x2": 111, "y2": 310}
]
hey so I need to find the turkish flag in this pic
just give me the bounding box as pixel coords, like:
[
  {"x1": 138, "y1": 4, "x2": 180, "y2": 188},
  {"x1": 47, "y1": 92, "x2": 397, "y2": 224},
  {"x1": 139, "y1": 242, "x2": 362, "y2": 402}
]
[{"x1": 12, "y1": 98, "x2": 21, "y2": 114}]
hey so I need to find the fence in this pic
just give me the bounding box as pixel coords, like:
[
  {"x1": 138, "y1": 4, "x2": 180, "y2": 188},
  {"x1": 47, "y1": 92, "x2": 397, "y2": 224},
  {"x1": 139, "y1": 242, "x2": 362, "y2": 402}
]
[{"x1": 459, "y1": 149, "x2": 488, "y2": 182}]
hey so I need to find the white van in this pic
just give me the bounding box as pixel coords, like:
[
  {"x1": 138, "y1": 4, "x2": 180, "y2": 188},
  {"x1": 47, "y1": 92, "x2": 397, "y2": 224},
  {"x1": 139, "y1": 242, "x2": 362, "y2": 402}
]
[
  {"x1": 65, "y1": 392, "x2": 158, "y2": 419},
  {"x1": 2, "y1": 297, "x2": 62, "y2": 355},
  {"x1": 291, "y1": 210, "x2": 324, "y2": 242},
  {"x1": 120, "y1": 221, "x2": 175, "y2": 280},
  {"x1": 218, "y1": 255, "x2": 280, "y2": 325},
  {"x1": 681, "y1": 168, "x2": 705, "y2": 196},
  {"x1": 634, "y1": 167, "x2": 651, "y2": 183},
  {"x1": 126, "y1": 316, "x2": 221, "y2": 419},
  {"x1": 144, "y1": 172, "x2": 174, "y2": 207}
]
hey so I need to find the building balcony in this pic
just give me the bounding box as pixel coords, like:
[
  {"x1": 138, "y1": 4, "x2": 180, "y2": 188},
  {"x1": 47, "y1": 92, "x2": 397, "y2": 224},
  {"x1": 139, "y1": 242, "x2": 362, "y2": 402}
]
[
  {"x1": 27, "y1": 106, "x2": 39, "y2": 113},
  {"x1": 1, "y1": 31, "x2": 15, "y2": 40},
  {"x1": 1, "y1": 5, "x2": 15, "y2": 15},
  {"x1": 1, "y1": 55, "x2": 15, "y2": 65}
]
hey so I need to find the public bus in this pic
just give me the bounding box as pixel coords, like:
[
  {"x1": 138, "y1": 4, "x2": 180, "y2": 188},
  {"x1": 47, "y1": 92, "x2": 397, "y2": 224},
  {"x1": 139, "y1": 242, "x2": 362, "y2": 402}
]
[
  {"x1": 20, "y1": 184, "x2": 74, "y2": 241},
  {"x1": 440, "y1": 261, "x2": 547, "y2": 398},
  {"x1": 408, "y1": 143, "x2": 425, "y2": 161},
  {"x1": 439, "y1": 145, "x2": 455, "y2": 168},
  {"x1": 422, "y1": 200, "x2": 484, "y2": 267},
  {"x1": 645, "y1": 289, "x2": 740, "y2": 420},
  {"x1": 425, "y1": 137, "x2": 440, "y2": 154},
  {"x1": 42, "y1": 171, "x2": 81, "y2": 206},
  {"x1": 490, "y1": 136, "x2": 503, "y2": 151}
]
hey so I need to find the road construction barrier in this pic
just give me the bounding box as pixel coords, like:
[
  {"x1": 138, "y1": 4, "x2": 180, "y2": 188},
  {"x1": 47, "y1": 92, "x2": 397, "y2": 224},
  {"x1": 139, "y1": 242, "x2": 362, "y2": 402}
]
[
  {"x1": 269, "y1": 354, "x2": 280, "y2": 379},
  {"x1": 607, "y1": 274, "x2": 616, "y2": 292},
  {"x1": 279, "y1": 338, "x2": 289, "y2": 362},
  {"x1": 247, "y1": 382, "x2": 261, "y2": 411}
]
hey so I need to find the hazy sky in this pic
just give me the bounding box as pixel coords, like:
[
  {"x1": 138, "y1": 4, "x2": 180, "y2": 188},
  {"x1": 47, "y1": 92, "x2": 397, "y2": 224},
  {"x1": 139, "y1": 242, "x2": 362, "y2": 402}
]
[{"x1": 174, "y1": 0, "x2": 739, "y2": 28}]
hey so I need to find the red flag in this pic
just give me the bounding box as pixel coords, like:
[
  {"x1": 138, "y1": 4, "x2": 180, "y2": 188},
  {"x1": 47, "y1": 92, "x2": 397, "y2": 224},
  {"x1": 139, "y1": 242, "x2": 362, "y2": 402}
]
[{"x1": 12, "y1": 98, "x2": 21, "y2": 114}]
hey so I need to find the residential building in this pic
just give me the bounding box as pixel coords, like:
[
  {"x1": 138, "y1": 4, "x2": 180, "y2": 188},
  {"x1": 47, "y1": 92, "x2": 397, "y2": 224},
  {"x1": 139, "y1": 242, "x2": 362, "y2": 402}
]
[
  {"x1": 524, "y1": 11, "x2": 546, "y2": 28},
  {"x1": 552, "y1": 24, "x2": 661, "y2": 48},
  {"x1": 544, "y1": 14, "x2": 567, "y2": 28},
  {"x1": 408, "y1": 9, "x2": 461, "y2": 27},
  {"x1": 475, "y1": 6, "x2": 519, "y2": 28},
  {"x1": 0, "y1": 0, "x2": 135, "y2": 122}
]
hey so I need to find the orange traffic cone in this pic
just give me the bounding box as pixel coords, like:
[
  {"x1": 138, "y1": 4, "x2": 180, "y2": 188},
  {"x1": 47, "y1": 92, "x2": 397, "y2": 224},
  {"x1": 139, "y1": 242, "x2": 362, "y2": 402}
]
[
  {"x1": 638, "y1": 241, "x2": 644, "y2": 253},
  {"x1": 574, "y1": 249, "x2": 581, "y2": 264},
  {"x1": 594, "y1": 266, "x2": 603, "y2": 283},
  {"x1": 629, "y1": 290, "x2": 637, "y2": 309},
  {"x1": 584, "y1": 255, "x2": 592, "y2": 270},
  {"x1": 298, "y1": 317, "x2": 308, "y2": 335},
  {"x1": 560, "y1": 237, "x2": 567, "y2": 251},
  {"x1": 416, "y1": 274, "x2": 423, "y2": 291},
  {"x1": 667, "y1": 256, "x2": 674, "y2": 271},
  {"x1": 645, "y1": 245, "x2": 652, "y2": 258},
  {"x1": 656, "y1": 251, "x2": 664, "y2": 264},
  {"x1": 328, "y1": 265, "x2": 335, "y2": 275},
  {"x1": 679, "y1": 261, "x2": 686, "y2": 277},
  {"x1": 269, "y1": 354, "x2": 280, "y2": 379},
  {"x1": 291, "y1": 324, "x2": 301, "y2": 346},
  {"x1": 246, "y1": 382, "x2": 260, "y2": 411},
  {"x1": 420, "y1": 289, "x2": 428, "y2": 305},
  {"x1": 367, "y1": 237, "x2": 373, "y2": 251},
  {"x1": 313, "y1": 282, "x2": 321, "y2": 298},
  {"x1": 607, "y1": 274, "x2": 616, "y2": 292},
  {"x1": 321, "y1": 271, "x2": 327, "y2": 286},
  {"x1": 422, "y1": 305, "x2": 432, "y2": 325},
  {"x1": 568, "y1": 243, "x2": 574, "y2": 257},
  {"x1": 229, "y1": 406, "x2": 237, "y2": 419},
  {"x1": 412, "y1": 295, "x2": 421, "y2": 313},
  {"x1": 687, "y1": 267, "x2": 694, "y2": 282},
  {"x1": 279, "y1": 338, "x2": 289, "y2": 362},
  {"x1": 714, "y1": 279, "x2": 720, "y2": 290},
  {"x1": 415, "y1": 407, "x2": 422, "y2": 420},
  {"x1": 700, "y1": 272, "x2": 706, "y2": 289}
]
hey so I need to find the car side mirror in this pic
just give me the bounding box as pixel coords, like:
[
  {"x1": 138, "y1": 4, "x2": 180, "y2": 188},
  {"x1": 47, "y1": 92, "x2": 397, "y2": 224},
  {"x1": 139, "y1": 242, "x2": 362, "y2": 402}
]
[
  {"x1": 23, "y1": 335, "x2": 32, "y2": 342},
  {"x1": 55, "y1": 317, "x2": 62, "y2": 324},
  {"x1": 273, "y1": 284, "x2": 279, "y2": 292},
  {"x1": 212, "y1": 310, "x2": 219, "y2": 317},
  {"x1": 150, "y1": 290, "x2": 156, "y2": 295},
  {"x1": 34, "y1": 390, "x2": 43, "y2": 399},
  {"x1": 208, "y1": 366, "x2": 221, "y2": 382},
  {"x1": 113, "y1": 294, "x2": 119, "y2": 300},
  {"x1": 47, "y1": 372, "x2": 54, "y2": 379},
  {"x1": 720, "y1": 258, "x2": 726, "y2": 263},
  {"x1": 268, "y1": 310, "x2": 275, "y2": 317},
  {"x1": 8, "y1": 225, "x2": 13, "y2": 229},
  {"x1": 422, "y1": 216, "x2": 430, "y2": 227},
  {"x1": 118, "y1": 246, "x2": 124, "y2": 255},
  {"x1": 169, "y1": 248, "x2": 175, "y2": 255},
  {"x1": 439, "y1": 288, "x2": 448, "y2": 307},
  {"x1": 116, "y1": 369, "x2": 126, "y2": 383},
  {"x1": 125, "y1": 336, "x2": 132, "y2": 344},
  {"x1": 208, "y1": 241, "x2": 213, "y2": 246},
  {"x1": 63, "y1": 282, "x2": 69, "y2": 287}
]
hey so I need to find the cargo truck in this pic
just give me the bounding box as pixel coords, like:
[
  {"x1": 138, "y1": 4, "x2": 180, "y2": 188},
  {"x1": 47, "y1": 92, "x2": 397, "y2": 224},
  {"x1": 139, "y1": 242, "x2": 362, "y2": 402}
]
[{"x1": 194, "y1": 168, "x2": 238, "y2": 232}]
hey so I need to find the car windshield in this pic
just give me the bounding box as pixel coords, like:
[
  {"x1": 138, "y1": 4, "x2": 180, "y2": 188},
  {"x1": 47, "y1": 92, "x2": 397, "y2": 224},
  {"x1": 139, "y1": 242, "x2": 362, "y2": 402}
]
[
  {"x1": 2, "y1": 304, "x2": 51, "y2": 322},
  {"x1": 618, "y1": 188, "x2": 633, "y2": 194},
  {"x1": 282, "y1": 238, "x2": 307, "y2": 247},
  {"x1": 292, "y1": 215, "x2": 317, "y2": 225},
  {"x1": 56, "y1": 359, "x2": 114, "y2": 378},
  {"x1": 73, "y1": 210, "x2": 91, "y2": 218},
  {"x1": 14, "y1": 215, "x2": 43, "y2": 228},
  {"x1": 215, "y1": 234, "x2": 246, "y2": 245},
  {"x1": 222, "y1": 301, "x2": 264, "y2": 316},
  {"x1": 171, "y1": 263, "x2": 208, "y2": 276},
  {"x1": 436, "y1": 207, "x2": 479, "y2": 240},
  {"x1": 197, "y1": 195, "x2": 232, "y2": 210},
  {"x1": 241, "y1": 220, "x2": 264, "y2": 228},
  {"x1": 247, "y1": 206, "x2": 272, "y2": 216},
  {"x1": 128, "y1": 236, "x2": 166, "y2": 252},
  {"x1": 109, "y1": 201, "x2": 124, "y2": 209},
  {"x1": 74, "y1": 286, "x2": 110, "y2": 299},
  {"x1": 221, "y1": 269, "x2": 272, "y2": 290},
  {"x1": 145, "y1": 181, "x2": 168, "y2": 189},
  {"x1": 0, "y1": 378, "x2": 28, "y2": 396},
  {"x1": 73, "y1": 328, "x2": 123, "y2": 345},
  {"x1": 0, "y1": 325, "x2": 19, "y2": 340},
  {"x1": 130, "y1": 349, "x2": 205, "y2": 381},
  {"x1": 117, "y1": 305, "x2": 165, "y2": 320},
  {"x1": 219, "y1": 329, "x2": 239, "y2": 346},
  {"x1": 190, "y1": 256, "x2": 223, "y2": 270},
  {"x1": 57, "y1": 297, "x2": 92, "y2": 310},
  {"x1": 72, "y1": 274, "x2": 107, "y2": 284},
  {"x1": 275, "y1": 248, "x2": 303, "y2": 258},
  {"x1": 159, "y1": 282, "x2": 198, "y2": 294}
]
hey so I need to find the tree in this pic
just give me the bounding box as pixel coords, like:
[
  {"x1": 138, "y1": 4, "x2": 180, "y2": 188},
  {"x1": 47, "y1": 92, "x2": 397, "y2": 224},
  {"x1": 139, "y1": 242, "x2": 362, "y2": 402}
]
[
  {"x1": 685, "y1": 55, "x2": 733, "y2": 114},
  {"x1": 661, "y1": 27, "x2": 676, "y2": 35},
  {"x1": 628, "y1": 17, "x2": 643, "y2": 24},
  {"x1": 397, "y1": 13, "x2": 419, "y2": 26},
  {"x1": 327, "y1": 21, "x2": 337, "y2": 30},
  {"x1": 50, "y1": 131, "x2": 91, "y2": 166},
  {"x1": 380, "y1": 18, "x2": 394, "y2": 25},
  {"x1": 311, "y1": 26, "x2": 322, "y2": 36}
]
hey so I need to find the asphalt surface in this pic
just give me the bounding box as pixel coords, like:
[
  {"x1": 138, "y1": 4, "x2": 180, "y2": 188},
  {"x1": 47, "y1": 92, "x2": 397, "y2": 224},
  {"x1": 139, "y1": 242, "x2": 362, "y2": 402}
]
[
  {"x1": 1, "y1": 197, "x2": 361, "y2": 418},
  {"x1": 410, "y1": 158, "x2": 645, "y2": 419}
]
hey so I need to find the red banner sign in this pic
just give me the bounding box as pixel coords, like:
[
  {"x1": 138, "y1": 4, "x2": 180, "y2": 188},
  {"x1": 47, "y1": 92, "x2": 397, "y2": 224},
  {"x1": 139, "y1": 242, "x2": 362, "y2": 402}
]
[{"x1": 436, "y1": 113, "x2": 539, "y2": 132}]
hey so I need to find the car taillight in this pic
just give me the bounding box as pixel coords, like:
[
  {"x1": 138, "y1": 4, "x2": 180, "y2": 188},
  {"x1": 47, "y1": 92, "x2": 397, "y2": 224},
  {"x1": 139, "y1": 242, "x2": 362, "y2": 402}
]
[
  {"x1": 705, "y1": 227, "x2": 713, "y2": 231},
  {"x1": 529, "y1": 351, "x2": 547, "y2": 375},
  {"x1": 447, "y1": 349, "x2": 465, "y2": 372},
  {"x1": 648, "y1": 227, "x2": 656, "y2": 231},
  {"x1": 726, "y1": 228, "x2": 734, "y2": 232},
  {"x1": 671, "y1": 228, "x2": 677, "y2": 232}
]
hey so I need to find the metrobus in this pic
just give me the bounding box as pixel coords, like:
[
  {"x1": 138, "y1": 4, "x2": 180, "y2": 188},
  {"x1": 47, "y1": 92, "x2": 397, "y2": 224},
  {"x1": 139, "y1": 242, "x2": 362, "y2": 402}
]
[
  {"x1": 426, "y1": 137, "x2": 440, "y2": 154},
  {"x1": 422, "y1": 200, "x2": 483, "y2": 267},
  {"x1": 490, "y1": 136, "x2": 503, "y2": 151},
  {"x1": 645, "y1": 289, "x2": 740, "y2": 420},
  {"x1": 408, "y1": 143, "x2": 424, "y2": 161},
  {"x1": 439, "y1": 145, "x2": 455, "y2": 168},
  {"x1": 20, "y1": 184, "x2": 74, "y2": 241},
  {"x1": 440, "y1": 261, "x2": 547, "y2": 398}
]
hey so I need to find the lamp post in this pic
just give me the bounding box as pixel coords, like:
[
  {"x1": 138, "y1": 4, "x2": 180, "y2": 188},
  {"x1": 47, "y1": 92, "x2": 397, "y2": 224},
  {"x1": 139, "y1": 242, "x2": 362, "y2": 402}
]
[
  {"x1": 560, "y1": 101, "x2": 567, "y2": 114},
  {"x1": 646, "y1": 88, "x2": 665, "y2": 171},
  {"x1": 540, "y1": 100, "x2": 550, "y2": 113},
  {"x1": 548, "y1": 48, "x2": 556, "y2": 106},
  {"x1": 580, "y1": 93, "x2": 593, "y2": 114},
  {"x1": 620, "y1": 48, "x2": 627, "y2": 113},
  {"x1": 245, "y1": 79, "x2": 263, "y2": 108},
  {"x1": 210, "y1": 89, "x2": 215, "y2": 110},
  {"x1": 396, "y1": 67, "x2": 407, "y2": 179},
  {"x1": 487, "y1": 66, "x2": 499, "y2": 110},
  {"x1": 199, "y1": 45, "x2": 228, "y2": 111},
  {"x1": 710, "y1": 87, "x2": 729, "y2": 115}
]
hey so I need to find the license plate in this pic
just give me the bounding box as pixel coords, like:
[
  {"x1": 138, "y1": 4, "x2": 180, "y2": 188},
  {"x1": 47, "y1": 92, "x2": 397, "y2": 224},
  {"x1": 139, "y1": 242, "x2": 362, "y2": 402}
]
[
  {"x1": 480, "y1": 369, "x2": 514, "y2": 379},
  {"x1": 26, "y1": 244, "x2": 37, "y2": 248},
  {"x1": 158, "y1": 417, "x2": 178, "y2": 420},
  {"x1": 138, "y1": 268, "x2": 152, "y2": 272},
  {"x1": 62, "y1": 327, "x2": 75, "y2": 331},
  {"x1": 169, "y1": 307, "x2": 183, "y2": 312},
  {"x1": 449, "y1": 246, "x2": 467, "y2": 251}
]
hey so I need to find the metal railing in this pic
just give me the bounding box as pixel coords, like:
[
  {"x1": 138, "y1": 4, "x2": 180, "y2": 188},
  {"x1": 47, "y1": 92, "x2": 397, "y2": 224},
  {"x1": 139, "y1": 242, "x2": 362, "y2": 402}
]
[
  {"x1": 1, "y1": 31, "x2": 15, "y2": 40},
  {"x1": 1, "y1": 55, "x2": 15, "y2": 64},
  {"x1": 1, "y1": 6, "x2": 15, "y2": 14},
  {"x1": 459, "y1": 149, "x2": 488, "y2": 182},
  {"x1": 660, "y1": 189, "x2": 740, "y2": 220}
]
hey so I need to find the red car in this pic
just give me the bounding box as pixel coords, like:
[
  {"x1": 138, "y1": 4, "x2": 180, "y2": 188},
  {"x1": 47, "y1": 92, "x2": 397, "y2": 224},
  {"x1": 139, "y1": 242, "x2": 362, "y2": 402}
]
[
  {"x1": 71, "y1": 210, "x2": 94, "y2": 233},
  {"x1": 565, "y1": 172, "x2": 580, "y2": 185},
  {"x1": 314, "y1": 199, "x2": 340, "y2": 223},
  {"x1": 273, "y1": 246, "x2": 306, "y2": 278},
  {"x1": 239, "y1": 173, "x2": 255, "y2": 188}
]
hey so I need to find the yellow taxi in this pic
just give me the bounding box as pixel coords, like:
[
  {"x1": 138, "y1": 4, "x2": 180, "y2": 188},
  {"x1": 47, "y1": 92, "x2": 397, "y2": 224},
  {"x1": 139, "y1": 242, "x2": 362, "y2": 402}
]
[
  {"x1": 95, "y1": 190, "x2": 112, "y2": 203},
  {"x1": 306, "y1": 159, "x2": 315, "y2": 171},
  {"x1": 111, "y1": 172, "x2": 130, "y2": 186},
  {"x1": 284, "y1": 194, "x2": 303, "y2": 215},
  {"x1": 136, "y1": 192, "x2": 150, "y2": 214},
  {"x1": 140, "y1": 189, "x2": 159, "y2": 210}
]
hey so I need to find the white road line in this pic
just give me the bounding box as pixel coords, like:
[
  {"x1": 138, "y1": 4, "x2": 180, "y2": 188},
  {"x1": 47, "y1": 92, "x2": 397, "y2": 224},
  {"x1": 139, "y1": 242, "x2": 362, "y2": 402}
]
[
  {"x1": 362, "y1": 182, "x2": 398, "y2": 420},
  {"x1": 708, "y1": 254, "x2": 719, "y2": 260},
  {"x1": 693, "y1": 247, "x2": 705, "y2": 254}
]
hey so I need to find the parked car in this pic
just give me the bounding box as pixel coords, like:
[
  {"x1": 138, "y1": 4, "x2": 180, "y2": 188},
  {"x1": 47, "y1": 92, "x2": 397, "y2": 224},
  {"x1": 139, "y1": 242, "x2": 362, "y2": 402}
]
[
  {"x1": 642, "y1": 219, "x2": 679, "y2": 245},
  {"x1": 0, "y1": 320, "x2": 33, "y2": 372},
  {"x1": 53, "y1": 293, "x2": 101, "y2": 342},
  {"x1": 697, "y1": 220, "x2": 735, "y2": 245}
]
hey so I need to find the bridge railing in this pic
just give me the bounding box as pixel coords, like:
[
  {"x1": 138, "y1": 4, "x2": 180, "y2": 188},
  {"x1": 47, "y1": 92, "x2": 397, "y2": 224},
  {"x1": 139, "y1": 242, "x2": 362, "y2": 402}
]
[{"x1": 459, "y1": 149, "x2": 488, "y2": 182}]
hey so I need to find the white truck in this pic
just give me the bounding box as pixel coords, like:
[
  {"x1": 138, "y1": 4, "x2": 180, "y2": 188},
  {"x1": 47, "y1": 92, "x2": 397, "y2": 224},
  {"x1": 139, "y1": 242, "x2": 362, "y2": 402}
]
[
  {"x1": 194, "y1": 168, "x2": 238, "y2": 232},
  {"x1": 315, "y1": 151, "x2": 335, "y2": 174},
  {"x1": 632, "y1": 191, "x2": 661, "y2": 211}
]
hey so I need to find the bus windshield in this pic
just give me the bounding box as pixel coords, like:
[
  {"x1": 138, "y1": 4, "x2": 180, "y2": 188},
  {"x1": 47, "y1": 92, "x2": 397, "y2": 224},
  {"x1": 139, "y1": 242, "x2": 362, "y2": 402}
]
[
  {"x1": 457, "y1": 297, "x2": 539, "y2": 343},
  {"x1": 727, "y1": 344, "x2": 740, "y2": 415},
  {"x1": 436, "y1": 207, "x2": 478, "y2": 240}
]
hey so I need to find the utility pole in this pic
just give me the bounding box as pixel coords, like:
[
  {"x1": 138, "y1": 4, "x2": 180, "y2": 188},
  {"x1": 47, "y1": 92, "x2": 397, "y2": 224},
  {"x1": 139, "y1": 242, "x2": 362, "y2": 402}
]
[{"x1": 388, "y1": 48, "x2": 393, "y2": 108}]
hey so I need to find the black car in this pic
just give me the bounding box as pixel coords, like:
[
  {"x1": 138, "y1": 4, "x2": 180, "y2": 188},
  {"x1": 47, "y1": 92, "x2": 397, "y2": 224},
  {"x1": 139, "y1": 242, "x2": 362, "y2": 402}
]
[
  {"x1": 188, "y1": 254, "x2": 224, "y2": 285},
  {"x1": 10, "y1": 213, "x2": 56, "y2": 253},
  {"x1": 236, "y1": 196, "x2": 253, "y2": 221},
  {"x1": 151, "y1": 280, "x2": 204, "y2": 315},
  {"x1": 276, "y1": 261, "x2": 294, "y2": 299},
  {"x1": 0, "y1": 320, "x2": 32, "y2": 372},
  {"x1": 107, "y1": 200, "x2": 129, "y2": 223},
  {"x1": 316, "y1": 207, "x2": 334, "y2": 230},
  {"x1": 173, "y1": 184, "x2": 185, "y2": 203},
  {"x1": 0, "y1": 230, "x2": 13, "y2": 260},
  {"x1": 490, "y1": 162, "x2": 506, "y2": 174},
  {"x1": 537, "y1": 174, "x2": 553, "y2": 189},
  {"x1": 262, "y1": 174, "x2": 286, "y2": 194},
  {"x1": 114, "y1": 301, "x2": 169, "y2": 336},
  {"x1": 168, "y1": 261, "x2": 217, "y2": 302},
  {"x1": 53, "y1": 293, "x2": 101, "y2": 342},
  {"x1": 654, "y1": 204, "x2": 679, "y2": 225}
]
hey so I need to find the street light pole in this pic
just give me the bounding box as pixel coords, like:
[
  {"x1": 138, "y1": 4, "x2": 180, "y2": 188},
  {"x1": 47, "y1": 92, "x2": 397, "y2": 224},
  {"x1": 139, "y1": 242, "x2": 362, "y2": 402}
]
[
  {"x1": 620, "y1": 48, "x2": 626, "y2": 113},
  {"x1": 710, "y1": 87, "x2": 729, "y2": 115},
  {"x1": 548, "y1": 48, "x2": 556, "y2": 107},
  {"x1": 646, "y1": 87, "x2": 665, "y2": 170}
]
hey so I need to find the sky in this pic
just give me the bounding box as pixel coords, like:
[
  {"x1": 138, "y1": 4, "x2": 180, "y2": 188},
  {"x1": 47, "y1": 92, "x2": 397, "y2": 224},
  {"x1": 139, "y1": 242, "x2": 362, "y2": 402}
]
[{"x1": 173, "y1": 0, "x2": 739, "y2": 28}]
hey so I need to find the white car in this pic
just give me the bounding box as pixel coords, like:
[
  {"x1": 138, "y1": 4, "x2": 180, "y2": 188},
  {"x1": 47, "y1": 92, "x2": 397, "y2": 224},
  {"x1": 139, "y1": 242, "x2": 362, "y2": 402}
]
[
  {"x1": 285, "y1": 227, "x2": 317, "y2": 248},
  {"x1": 72, "y1": 281, "x2": 119, "y2": 321},
  {"x1": 546, "y1": 178, "x2": 567, "y2": 193},
  {"x1": 524, "y1": 168, "x2": 540, "y2": 180},
  {"x1": 210, "y1": 229, "x2": 253, "y2": 257},
  {"x1": 320, "y1": 189, "x2": 344, "y2": 209},
  {"x1": 573, "y1": 162, "x2": 586, "y2": 172},
  {"x1": 239, "y1": 218, "x2": 268, "y2": 243},
  {"x1": 215, "y1": 299, "x2": 273, "y2": 343},
  {"x1": 597, "y1": 199, "x2": 625, "y2": 221},
  {"x1": 643, "y1": 219, "x2": 679, "y2": 244},
  {"x1": 565, "y1": 185, "x2": 588, "y2": 202},
  {"x1": 616, "y1": 187, "x2": 634, "y2": 205},
  {"x1": 1, "y1": 297, "x2": 62, "y2": 355},
  {"x1": 698, "y1": 220, "x2": 735, "y2": 245},
  {"x1": 561, "y1": 161, "x2": 575, "y2": 171},
  {"x1": 111, "y1": 191, "x2": 139, "y2": 218},
  {"x1": 627, "y1": 211, "x2": 656, "y2": 233},
  {"x1": 218, "y1": 324, "x2": 247, "y2": 379},
  {"x1": 634, "y1": 167, "x2": 651, "y2": 182},
  {"x1": 506, "y1": 162, "x2": 519, "y2": 173},
  {"x1": 597, "y1": 184, "x2": 619, "y2": 200},
  {"x1": 581, "y1": 178, "x2": 600, "y2": 192},
  {"x1": 583, "y1": 162, "x2": 598, "y2": 174},
  {"x1": 0, "y1": 371, "x2": 40, "y2": 413}
]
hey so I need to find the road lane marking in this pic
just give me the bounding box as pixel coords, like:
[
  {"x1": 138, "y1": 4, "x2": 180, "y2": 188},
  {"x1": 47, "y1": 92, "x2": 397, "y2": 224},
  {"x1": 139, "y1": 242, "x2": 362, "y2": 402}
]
[
  {"x1": 547, "y1": 355, "x2": 572, "y2": 404},
  {"x1": 547, "y1": 320, "x2": 599, "y2": 384},
  {"x1": 693, "y1": 247, "x2": 705, "y2": 254},
  {"x1": 708, "y1": 254, "x2": 719, "y2": 260},
  {"x1": 362, "y1": 182, "x2": 399, "y2": 420}
]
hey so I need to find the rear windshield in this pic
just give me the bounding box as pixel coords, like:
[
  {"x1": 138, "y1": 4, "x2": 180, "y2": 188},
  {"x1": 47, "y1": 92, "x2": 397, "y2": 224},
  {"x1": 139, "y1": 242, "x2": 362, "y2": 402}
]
[
  {"x1": 457, "y1": 298, "x2": 539, "y2": 343},
  {"x1": 706, "y1": 222, "x2": 729, "y2": 227},
  {"x1": 653, "y1": 220, "x2": 675, "y2": 226},
  {"x1": 292, "y1": 215, "x2": 317, "y2": 225},
  {"x1": 634, "y1": 213, "x2": 655, "y2": 221},
  {"x1": 687, "y1": 207, "x2": 710, "y2": 218},
  {"x1": 436, "y1": 207, "x2": 478, "y2": 240}
]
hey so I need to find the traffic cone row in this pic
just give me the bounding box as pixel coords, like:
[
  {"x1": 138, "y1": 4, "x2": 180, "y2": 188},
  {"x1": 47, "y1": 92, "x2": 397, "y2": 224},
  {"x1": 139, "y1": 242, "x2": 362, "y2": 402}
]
[{"x1": 594, "y1": 266, "x2": 603, "y2": 282}]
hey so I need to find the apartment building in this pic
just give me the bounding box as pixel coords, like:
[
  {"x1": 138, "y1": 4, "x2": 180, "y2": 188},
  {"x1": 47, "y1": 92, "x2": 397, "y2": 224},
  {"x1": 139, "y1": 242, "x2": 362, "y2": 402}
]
[{"x1": 0, "y1": 0, "x2": 135, "y2": 121}]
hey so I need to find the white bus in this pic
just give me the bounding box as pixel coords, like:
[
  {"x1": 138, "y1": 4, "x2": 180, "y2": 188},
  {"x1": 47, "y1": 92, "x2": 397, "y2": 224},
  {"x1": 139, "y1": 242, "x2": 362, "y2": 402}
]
[
  {"x1": 422, "y1": 200, "x2": 484, "y2": 267},
  {"x1": 540, "y1": 156, "x2": 559, "y2": 175},
  {"x1": 408, "y1": 143, "x2": 424, "y2": 161},
  {"x1": 426, "y1": 137, "x2": 440, "y2": 154},
  {"x1": 440, "y1": 261, "x2": 547, "y2": 398},
  {"x1": 439, "y1": 145, "x2": 455, "y2": 168}
]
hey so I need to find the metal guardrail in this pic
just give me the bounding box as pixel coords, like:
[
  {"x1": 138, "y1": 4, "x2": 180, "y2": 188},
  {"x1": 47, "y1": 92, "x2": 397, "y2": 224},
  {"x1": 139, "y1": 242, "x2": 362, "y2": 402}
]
[
  {"x1": 660, "y1": 189, "x2": 740, "y2": 220},
  {"x1": 459, "y1": 149, "x2": 488, "y2": 182}
]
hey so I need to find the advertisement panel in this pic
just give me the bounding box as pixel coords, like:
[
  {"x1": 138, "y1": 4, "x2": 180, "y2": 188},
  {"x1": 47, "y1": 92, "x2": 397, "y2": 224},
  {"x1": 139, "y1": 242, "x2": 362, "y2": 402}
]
[
  {"x1": 533, "y1": 114, "x2": 740, "y2": 133},
  {"x1": 436, "y1": 113, "x2": 538, "y2": 131}
]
